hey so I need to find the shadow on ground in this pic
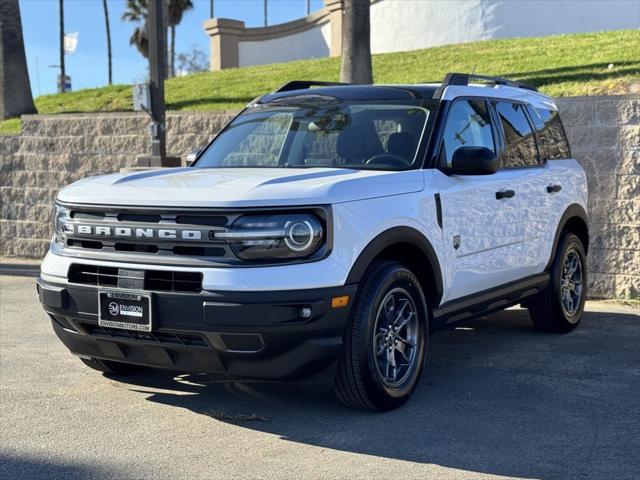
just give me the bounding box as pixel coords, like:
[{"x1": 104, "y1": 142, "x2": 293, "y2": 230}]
[
  {"x1": 0, "y1": 453, "x2": 126, "y2": 479},
  {"x1": 113, "y1": 307, "x2": 640, "y2": 480}
]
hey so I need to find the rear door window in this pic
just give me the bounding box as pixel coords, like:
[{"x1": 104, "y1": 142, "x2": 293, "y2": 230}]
[{"x1": 494, "y1": 101, "x2": 540, "y2": 168}]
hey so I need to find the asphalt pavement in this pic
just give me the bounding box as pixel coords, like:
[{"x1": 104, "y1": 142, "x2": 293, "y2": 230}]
[{"x1": 1, "y1": 275, "x2": 638, "y2": 480}]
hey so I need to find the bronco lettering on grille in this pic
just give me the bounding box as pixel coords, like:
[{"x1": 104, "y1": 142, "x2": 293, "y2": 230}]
[{"x1": 64, "y1": 223, "x2": 204, "y2": 241}]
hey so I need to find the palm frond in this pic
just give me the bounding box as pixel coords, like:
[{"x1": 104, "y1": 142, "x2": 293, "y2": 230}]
[{"x1": 167, "y1": 0, "x2": 194, "y2": 27}]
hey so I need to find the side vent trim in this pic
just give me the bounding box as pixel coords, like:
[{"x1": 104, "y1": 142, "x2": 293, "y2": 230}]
[{"x1": 434, "y1": 193, "x2": 443, "y2": 229}]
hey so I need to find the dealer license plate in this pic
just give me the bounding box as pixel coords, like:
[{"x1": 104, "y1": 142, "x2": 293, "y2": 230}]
[{"x1": 98, "y1": 290, "x2": 152, "y2": 332}]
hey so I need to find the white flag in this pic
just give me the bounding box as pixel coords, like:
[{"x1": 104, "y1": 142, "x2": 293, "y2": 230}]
[{"x1": 64, "y1": 31, "x2": 79, "y2": 54}]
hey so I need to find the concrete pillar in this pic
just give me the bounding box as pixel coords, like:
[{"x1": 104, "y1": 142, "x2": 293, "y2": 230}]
[
  {"x1": 324, "y1": 0, "x2": 343, "y2": 57},
  {"x1": 203, "y1": 18, "x2": 245, "y2": 71}
]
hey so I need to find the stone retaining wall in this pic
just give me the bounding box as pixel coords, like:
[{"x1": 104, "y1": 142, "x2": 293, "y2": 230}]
[
  {"x1": 0, "y1": 96, "x2": 638, "y2": 299},
  {"x1": 557, "y1": 96, "x2": 639, "y2": 299},
  {"x1": 0, "y1": 111, "x2": 236, "y2": 258}
]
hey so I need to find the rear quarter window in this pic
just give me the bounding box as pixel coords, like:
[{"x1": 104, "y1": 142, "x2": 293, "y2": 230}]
[{"x1": 528, "y1": 106, "x2": 572, "y2": 161}]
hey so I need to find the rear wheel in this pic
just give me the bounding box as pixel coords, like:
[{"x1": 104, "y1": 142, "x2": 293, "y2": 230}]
[
  {"x1": 80, "y1": 357, "x2": 141, "y2": 375},
  {"x1": 528, "y1": 233, "x2": 586, "y2": 333},
  {"x1": 334, "y1": 261, "x2": 428, "y2": 411}
]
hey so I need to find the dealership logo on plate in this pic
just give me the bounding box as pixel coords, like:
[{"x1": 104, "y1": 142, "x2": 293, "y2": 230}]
[{"x1": 108, "y1": 302, "x2": 120, "y2": 316}]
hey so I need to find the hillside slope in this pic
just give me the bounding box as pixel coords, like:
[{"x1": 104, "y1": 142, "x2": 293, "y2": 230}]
[{"x1": 1, "y1": 29, "x2": 638, "y2": 134}]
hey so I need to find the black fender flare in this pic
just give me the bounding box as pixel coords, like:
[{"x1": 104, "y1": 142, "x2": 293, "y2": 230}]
[
  {"x1": 545, "y1": 203, "x2": 589, "y2": 271},
  {"x1": 345, "y1": 226, "x2": 444, "y2": 306}
]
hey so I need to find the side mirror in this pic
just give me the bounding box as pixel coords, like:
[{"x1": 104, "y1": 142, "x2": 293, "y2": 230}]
[
  {"x1": 449, "y1": 147, "x2": 498, "y2": 175},
  {"x1": 185, "y1": 148, "x2": 203, "y2": 166}
]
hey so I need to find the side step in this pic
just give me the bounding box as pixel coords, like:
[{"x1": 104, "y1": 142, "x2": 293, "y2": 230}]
[{"x1": 432, "y1": 273, "x2": 549, "y2": 329}]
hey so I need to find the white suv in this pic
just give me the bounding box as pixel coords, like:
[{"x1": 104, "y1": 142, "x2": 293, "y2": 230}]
[{"x1": 38, "y1": 73, "x2": 589, "y2": 411}]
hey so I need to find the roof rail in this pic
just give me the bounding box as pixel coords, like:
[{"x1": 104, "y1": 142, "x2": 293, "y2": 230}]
[
  {"x1": 441, "y1": 72, "x2": 538, "y2": 92},
  {"x1": 274, "y1": 80, "x2": 350, "y2": 93}
]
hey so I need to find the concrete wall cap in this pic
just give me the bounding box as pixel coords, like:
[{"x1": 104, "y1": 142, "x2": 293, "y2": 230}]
[
  {"x1": 203, "y1": 18, "x2": 246, "y2": 34},
  {"x1": 237, "y1": 10, "x2": 331, "y2": 41}
]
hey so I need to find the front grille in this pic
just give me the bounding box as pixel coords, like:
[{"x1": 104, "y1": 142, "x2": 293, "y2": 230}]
[
  {"x1": 114, "y1": 243, "x2": 159, "y2": 253},
  {"x1": 69, "y1": 264, "x2": 118, "y2": 286},
  {"x1": 175, "y1": 214, "x2": 228, "y2": 226},
  {"x1": 145, "y1": 270, "x2": 203, "y2": 293},
  {"x1": 64, "y1": 207, "x2": 235, "y2": 261},
  {"x1": 117, "y1": 213, "x2": 162, "y2": 223},
  {"x1": 67, "y1": 239, "x2": 103, "y2": 249},
  {"x1": 81, "y1": 322, "x2": 209, "y2": 348},
  {"x1": 68, "y1": 264, "x2": 203, "y2": 293}
]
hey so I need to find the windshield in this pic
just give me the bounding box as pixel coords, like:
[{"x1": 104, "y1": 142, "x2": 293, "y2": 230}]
[{"x1": 194, "y1": 99, "x2": 432, "y2": 170}]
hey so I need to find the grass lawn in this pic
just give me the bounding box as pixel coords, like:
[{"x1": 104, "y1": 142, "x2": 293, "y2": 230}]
[
  {"x1": 0, "y1": 118, "x2": 22, "y2": 135},
  {"x1": 2, "y1": 29, "x2": 639, "y2": 134}
]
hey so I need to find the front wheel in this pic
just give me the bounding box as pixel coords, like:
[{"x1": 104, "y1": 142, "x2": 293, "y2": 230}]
[
  {"x1": 334, "y1": 261, "x2": 428, "y2": 411},
  {"x1": 528, "y1": 232, "x2": 587, "y2": 333}
]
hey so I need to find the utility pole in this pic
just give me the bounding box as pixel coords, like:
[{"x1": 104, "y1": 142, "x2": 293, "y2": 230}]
[
  {"x1": 58, "y1": 0, "x2": 65, "y2": 93},
  {"x1": 147, "y1": 0, "x2": 172, "y2": 165},
  {"x1": 264, "y1": 0, "x2": 267, "y2": 26},
  {"x1": 132, "y1": 0, "x2": 179, "y2": 168}
]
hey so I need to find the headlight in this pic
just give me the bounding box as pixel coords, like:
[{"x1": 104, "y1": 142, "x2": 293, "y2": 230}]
[
  {"x1": 52, "y1": 204, "x2": 70, "y2": 245},
  {"x1": 216, "y1": 213, "x2": 324, "y2": 260}
]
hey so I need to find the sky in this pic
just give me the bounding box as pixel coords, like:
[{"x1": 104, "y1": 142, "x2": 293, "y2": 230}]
[{"x1": 19, "y1": 0, "x2": 326, "y2": 97}]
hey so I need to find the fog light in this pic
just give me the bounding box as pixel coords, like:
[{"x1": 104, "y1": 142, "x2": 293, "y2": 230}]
[{"x1": 299, "y1": 307, "x2": 312, "y2": 319}]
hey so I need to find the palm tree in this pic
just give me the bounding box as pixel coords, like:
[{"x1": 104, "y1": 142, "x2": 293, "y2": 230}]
[
  {"x1": 264, "y1": 0, "x2": 267, "y2": 26},
  {"x1": 339, "y1": 0, "x2": 372, "y2": 84},
  {"x1": 122, "y1": 0, "x2": 149, "y2": 58},
  {"x1": 123, "y1": 0, "x2": 192, "y2": 76},
  {"x1": 102, "y1": 0, "x2": 112, "y2": 84},
  {"x1": 166, "y1": 0, "x2": 193, "y2": 77},
  {"x1": 59, "y1": 0, "x2": 65, "y2": 92},
  {"x1": 0, "y1": 0, "x2": 37, "y2": 117}
]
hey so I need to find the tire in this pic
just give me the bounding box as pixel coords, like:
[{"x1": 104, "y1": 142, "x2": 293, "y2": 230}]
[
  {"x1": 335, "y1": 261, "x2": 429, "y2": 411},
  {"x1": 528, "y1": 232, "x2": 587, "y2": 333},
  {"x1": 80, "y1": 357, "x2": 141, "y2": 375}
]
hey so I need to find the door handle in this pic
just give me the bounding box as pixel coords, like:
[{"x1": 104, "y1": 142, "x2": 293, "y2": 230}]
[
  {"x1": 495, "y1": 189, "x2": 515, "y2": 200},
  {"x1": 547, "y1": 184, "x2": 562, "y2": 193}
]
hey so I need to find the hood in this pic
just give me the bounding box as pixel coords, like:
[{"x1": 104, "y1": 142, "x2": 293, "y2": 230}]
[{"x1": 57, "y1": 167, "x2": 424, "y2": 207}]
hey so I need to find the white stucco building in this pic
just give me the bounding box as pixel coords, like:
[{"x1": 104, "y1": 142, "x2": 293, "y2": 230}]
[{"x1": 203, "y1": 0, "x2": 640, "y2": 70}]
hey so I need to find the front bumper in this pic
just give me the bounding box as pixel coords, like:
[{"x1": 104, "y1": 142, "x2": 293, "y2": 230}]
[{"x1": 37, "y1": 278, "x2": 356, "y2": 380}]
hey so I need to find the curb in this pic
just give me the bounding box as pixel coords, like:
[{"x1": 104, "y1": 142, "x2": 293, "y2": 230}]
[{"x1": 0, "y1": 263, "x2": 40, "y2": 277}]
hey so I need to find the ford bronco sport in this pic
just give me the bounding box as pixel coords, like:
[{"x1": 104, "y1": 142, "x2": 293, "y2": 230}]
[{"x1": 38, "y1": 73, "x2": 589, "y2": 411}]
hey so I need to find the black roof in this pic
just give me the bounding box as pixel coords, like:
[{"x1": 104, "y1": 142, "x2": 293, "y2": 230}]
[
  {"x1": 257, "y1": 74, "x2": 538, "y2": 105},
  {"x1": 259, "y1": 84, "x2": 440, "y2": 105}
]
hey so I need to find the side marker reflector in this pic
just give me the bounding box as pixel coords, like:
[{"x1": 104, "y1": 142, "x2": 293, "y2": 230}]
[{"x1": 331, "y1": 295, "x2": 350, "y2": 309}]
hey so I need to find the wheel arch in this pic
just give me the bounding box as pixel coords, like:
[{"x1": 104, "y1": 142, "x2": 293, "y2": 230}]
[
  {"x1": 345, "y1": 227, "x2": 444, "y2": 310},
  {"x1": 546, "y1": 203, "x2": 589, "y2": 271}
]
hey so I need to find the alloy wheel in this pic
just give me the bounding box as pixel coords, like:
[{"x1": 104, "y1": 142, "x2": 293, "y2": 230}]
[
  {"x1": 560, "y1": 249, "x2": 583, "y2": 318},
  {"x1": 372, "y1": 287, "x2": 420, "y2": 388}
]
